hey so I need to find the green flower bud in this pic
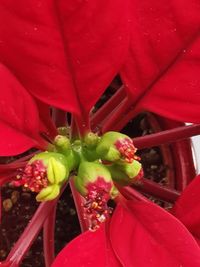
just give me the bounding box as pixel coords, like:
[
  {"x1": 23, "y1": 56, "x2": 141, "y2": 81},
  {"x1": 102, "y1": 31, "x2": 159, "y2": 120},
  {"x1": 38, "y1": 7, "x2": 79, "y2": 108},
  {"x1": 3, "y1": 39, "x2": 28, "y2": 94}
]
[
  {"x1": 96, "y1": 131, "x2": 137, "y2": 163},
  {"x1": 30, "y1": 152, "x2": 69, "y2": 185},
  {"x1": 81, "y1": 147, "x2": 99, "y2": 162},
  {"x1": 108, "y1": 160, "x2": 143, "y2": 186},
  {"x1": 54, "y1": 135, "x2": 71, "y2": 155},
  {"x1": 74, "y1": 161, "x2": 115, "y2": 197},
  {"x1": 81, "y1": 132, "x2": 100, "y2": 161},
  {"x1": 14, "y1": 151, "x2": 79, "y2": 202},
  {"x1": 83, "y1": 132, "x2": 100, "y2": 148},
  {"x1": 13, "y1": 152, "x2": 72, "y2": 202}
]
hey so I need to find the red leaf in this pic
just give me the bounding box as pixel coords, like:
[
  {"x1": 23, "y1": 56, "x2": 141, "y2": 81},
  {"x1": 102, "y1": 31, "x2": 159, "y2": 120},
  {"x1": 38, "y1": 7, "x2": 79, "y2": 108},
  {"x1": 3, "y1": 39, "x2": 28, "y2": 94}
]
[
  {"x1": 172, "y1": 175, "x2": 200, "y2": 240},
  {"x1": 0, "y1": 0, "x2": 129, "y2": 115},
  {"x1": 0, "y1": 64, "x2": 47, "y2": 156},
  {"x1": 110, "y1": 200, "x2": 200, "y2": 267},
  {"x1": 121, "y1": 1, "x2": 200, "y2": 123},
  {"x1": 52, "y1": 223, "x2": 121, "y2": 267}
]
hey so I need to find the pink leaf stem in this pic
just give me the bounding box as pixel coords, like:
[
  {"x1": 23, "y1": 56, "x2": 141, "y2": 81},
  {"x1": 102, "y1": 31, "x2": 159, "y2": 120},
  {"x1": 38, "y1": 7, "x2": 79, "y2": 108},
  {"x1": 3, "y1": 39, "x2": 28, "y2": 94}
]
[
  {"x1": 1, "y1": 185, "x2": 67, "y2": 266},
  {"x1": 52, "y1": 108, "x2": 67, "y2": 128},
  {"x1": 90, "y1": 86, "x2": 126, "y2": 132},
  {"x1": 117, "y1": 185, "x2": 149, "y2": 203},
  {"x1": 134, "y1": 178, "x2": 180, "y2": 203},
  {"x1": 133, "y1": 124, "x2": 200, "y2": 149},
  {"x1": 69, "y1": 179, "x2": 89, "y2": 232},
  {"x1": 43, "y1": 206, "x2": 57, "y2": 267},
  {"x1": 101, "y1": 97, "x2": 131, "y2": 133},
  {"x1": 0, "y1": 172, "x2": 18, "y2": 186}
]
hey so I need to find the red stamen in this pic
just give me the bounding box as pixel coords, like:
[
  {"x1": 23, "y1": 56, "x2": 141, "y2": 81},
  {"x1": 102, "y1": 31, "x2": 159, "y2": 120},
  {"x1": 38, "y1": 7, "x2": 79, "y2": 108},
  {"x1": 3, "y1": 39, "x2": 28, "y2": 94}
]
[
  {"x1": 115, "y1": 138, "x2": 137, "y2": 163},
  {"x1": 12, "y1": 160, "x2": 48, "y2": 192},
  {"x1": 83, "y1": 177, "x2": 113, "y2": 231}
]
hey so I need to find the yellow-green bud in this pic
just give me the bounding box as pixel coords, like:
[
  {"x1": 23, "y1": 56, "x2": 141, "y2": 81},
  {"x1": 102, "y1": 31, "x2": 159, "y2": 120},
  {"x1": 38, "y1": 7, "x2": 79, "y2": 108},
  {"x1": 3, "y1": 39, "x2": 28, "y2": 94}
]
[
  {"x1": 108, "y1": 160, "x2": 143, "y2": 186},
  {"x1": 96, "y1": 131, "x2": 136, "y2": 163}
]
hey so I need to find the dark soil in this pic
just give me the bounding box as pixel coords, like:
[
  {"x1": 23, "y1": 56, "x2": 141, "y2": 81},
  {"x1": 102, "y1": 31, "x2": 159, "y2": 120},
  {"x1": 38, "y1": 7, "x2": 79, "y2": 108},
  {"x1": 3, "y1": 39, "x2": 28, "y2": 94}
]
[{"x1": 0, "y1": 113, "x2": 170, "y2": 266}]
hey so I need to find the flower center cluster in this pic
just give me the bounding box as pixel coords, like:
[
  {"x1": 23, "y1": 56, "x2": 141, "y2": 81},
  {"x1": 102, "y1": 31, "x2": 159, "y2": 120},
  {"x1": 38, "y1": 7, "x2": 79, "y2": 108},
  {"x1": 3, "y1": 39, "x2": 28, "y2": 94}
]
[
  {"x1": 115, "y1": 138, "x2": 137, "y2": 163},
  {"x1": 13, "y1": 160, "x2": 48, "y2": 192},
  {"x1": 83, "y1": 178, "x2": 113, "y2": 231}
]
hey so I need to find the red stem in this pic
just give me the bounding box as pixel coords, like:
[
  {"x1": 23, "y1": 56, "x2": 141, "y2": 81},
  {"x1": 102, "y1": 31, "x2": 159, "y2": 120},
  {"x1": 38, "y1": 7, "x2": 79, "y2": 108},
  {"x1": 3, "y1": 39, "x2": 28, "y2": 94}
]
[
  {"x1": 90, "y1": 86, "x2": 126, "y2": 132},
  {"x1": 171, "y1": 140, "x2": 196, "y2": 190},
  {"x1": 0, "y1": 187, "x2": 1, "y2": 223},
  {"x1": 52, "y1": 108, "x2": 67, "y2": 127},
  {"x1": 1, "y1": 185, "x2": 67, "y2": 266},
  {"x1": 134, "y1": 178, "x2": 180, "y2": 203},
  {"x1": 108, "y1": 105, "x2": 140, "y2": 131},
  {"x1": 2, "y1": 201, "x2": 57, "y2": 266},
  {"x1": 0, "y1": 162, "x2": 27, "y2": 172},
  {"x1": 133, "y1": 124, "x2": 200, "y2": 149},
  {"x1": 0, "y1": 172, "x2": 18, "y2": 186},
  {"x1": 43, "y1": 205, "x2": 57, "y2": 267},
  {"x1": 101, "y1": 97, "x2": 131, "y2": 133},
  {"x1": 70, "y1": 116, "x2": 79, "y2": 140},
  {"x1": 0, "y1": 152, "x2": 38, "y2": 173},
  {"x1": 117, "y1": 185, "x2": 149, "y2": 202},
  {"x1": 69, "y1": 179, "x2": 89, "y2": 232}
]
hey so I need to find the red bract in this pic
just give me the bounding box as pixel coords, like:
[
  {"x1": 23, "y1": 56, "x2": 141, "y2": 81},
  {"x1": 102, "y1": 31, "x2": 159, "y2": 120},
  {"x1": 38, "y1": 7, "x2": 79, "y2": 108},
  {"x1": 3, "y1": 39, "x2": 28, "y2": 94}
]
[
  {"x1": 1, "y1": 1, "x2": 200, "y2": 123},
  {"x1": 121, "y1": 0, "x2": 200, "y2": 123},
  {"x1": 52, "y1": 223, "x2": 121, "y2": 267},
  {"x1": 0, "y1": 0, "x2": 129, "y2": 116},
  {"x1": 0, "y1": 64, "x2": 51, "y2": 156},
  {"x1": 172, "y1": 175, "x2": 200, "y2": 241},
  {"x1": 53, "y1": 196, "x2": 200, "y2": 267},
  {"x1": 110, "y1": 200, "x2": 200, "y2": 267}
]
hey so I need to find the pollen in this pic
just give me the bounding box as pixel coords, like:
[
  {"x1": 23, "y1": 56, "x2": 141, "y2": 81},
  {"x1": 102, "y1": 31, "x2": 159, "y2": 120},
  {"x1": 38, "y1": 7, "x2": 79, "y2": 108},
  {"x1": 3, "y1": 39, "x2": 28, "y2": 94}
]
[{"x1": 91, "y1": 201, "x2": 98, "y2": 209}]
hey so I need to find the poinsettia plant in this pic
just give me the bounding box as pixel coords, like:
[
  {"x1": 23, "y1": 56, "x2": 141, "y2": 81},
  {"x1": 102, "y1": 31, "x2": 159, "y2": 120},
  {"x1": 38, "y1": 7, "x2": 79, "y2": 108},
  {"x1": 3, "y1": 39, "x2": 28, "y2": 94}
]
[{"x1": 1, "y1": 0, "x2": 200, "y2": 266}]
